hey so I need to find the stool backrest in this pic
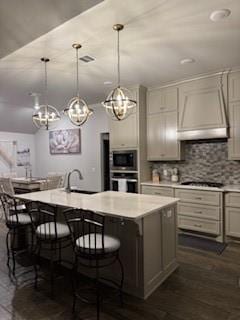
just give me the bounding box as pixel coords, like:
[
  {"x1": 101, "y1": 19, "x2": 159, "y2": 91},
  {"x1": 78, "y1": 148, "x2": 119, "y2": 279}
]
[
  {"x1": 0, "y1": 192, "x2": 21, "y2": 224},
  {"x1": 64, "y1": 208, "x2": 105, "y2": 257},
  {"x1": 0, "y1": 178, "x2": 14, "y2": 196}
]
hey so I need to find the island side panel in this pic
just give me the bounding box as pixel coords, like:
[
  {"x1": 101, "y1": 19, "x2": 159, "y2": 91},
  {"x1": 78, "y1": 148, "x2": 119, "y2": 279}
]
[{"x1": 143, "y1": 204, "x2": 178, "y2": 299}]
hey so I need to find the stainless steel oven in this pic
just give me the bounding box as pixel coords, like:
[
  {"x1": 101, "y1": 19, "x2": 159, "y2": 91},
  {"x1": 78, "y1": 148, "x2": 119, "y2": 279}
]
[{"x1": 111, "y1": 150, "x2": 137, "y2": 171}]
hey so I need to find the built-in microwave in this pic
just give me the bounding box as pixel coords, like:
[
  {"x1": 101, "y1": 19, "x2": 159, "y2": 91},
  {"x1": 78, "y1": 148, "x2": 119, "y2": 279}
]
[{"x1": 111, "y1": 150, "x2": 137, "y2": 171}]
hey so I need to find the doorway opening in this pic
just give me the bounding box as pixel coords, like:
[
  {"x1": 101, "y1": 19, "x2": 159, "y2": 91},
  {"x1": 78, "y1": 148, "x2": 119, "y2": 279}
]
[{"x1": 100, "y1": 133, "x2": 110, "y2": 191}]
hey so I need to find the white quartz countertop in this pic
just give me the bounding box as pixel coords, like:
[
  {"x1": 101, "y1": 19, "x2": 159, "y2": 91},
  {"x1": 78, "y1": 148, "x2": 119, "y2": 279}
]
[
  {"x1": 16, "y1": 190, "x2": 178, "y2": 221},
  {"x1": 141, "y1": 181, "x2": 224, "y2": 192}
]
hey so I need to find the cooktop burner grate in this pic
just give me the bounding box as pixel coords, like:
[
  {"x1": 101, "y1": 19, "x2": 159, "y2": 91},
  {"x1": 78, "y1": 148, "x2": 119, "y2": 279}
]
[{"x1": 180, "y1": 181, "x2": 224, "y2": 188}]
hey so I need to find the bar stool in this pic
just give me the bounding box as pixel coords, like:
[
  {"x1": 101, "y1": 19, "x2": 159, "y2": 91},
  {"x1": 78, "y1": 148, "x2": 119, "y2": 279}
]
[
  {"x1": 0, "y1": 192, "x2": 35, "y2": 276},
  {"x1": 63, "y1": 208, "x2": 124, "y2": 319},
  {"x1": 27, "y1": 202, "x2": 71, "y2": 297}
]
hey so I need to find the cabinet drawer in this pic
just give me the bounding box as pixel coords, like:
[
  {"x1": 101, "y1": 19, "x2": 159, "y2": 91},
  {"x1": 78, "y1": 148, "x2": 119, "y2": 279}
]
[
  {"x1": 141, "y1": 185, "x2": 174, "y2": 197},
  {"x1": 178, "y1": 203, "x2": 220, "y2": 221},
  {"x1": 175, "y1": 188, "x2": 221, "y2": 206},
  {"x1": 178, "y1": 216, "x2": 220, "y2": 235},
  {"x1": 226, "y1": 207, "x2": 240, "y2": 238},
  {"x1": 225, "y1": 192, "x2": 240, "y2": 208}
]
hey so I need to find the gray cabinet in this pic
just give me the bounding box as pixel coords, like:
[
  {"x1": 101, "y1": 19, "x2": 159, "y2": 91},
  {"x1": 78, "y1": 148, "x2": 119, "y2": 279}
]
[
  {"x1": 178, "y1": 75, "x2": 227, "y2": 131},
  {"x1": 228, "y1": 72, "x2": 240, "y2": 160},
  {"x1": 147, "y1": 87, "x2": 178, "y2": 114},
  {"x1": 109, "y1": 111, "x2": 138, "y2": 149},
  {"x1": 225, "y1": 192, "x2": 240, "y2": 238},
  {"x1": 141, "y1": 185, "x2": 174, "y2": 197},
  {"x1": 175, "y1": 188, "x2": 223, "y2": 242},
  {"x1": 147, "y1": 110, "x2": 182, "y2": 161},
  {"x1": 109, "y1": 89, "x2": 138, "y2": 149},
  {"x1": 229, "y1": 72, "x2": 240, "y2": 102}
]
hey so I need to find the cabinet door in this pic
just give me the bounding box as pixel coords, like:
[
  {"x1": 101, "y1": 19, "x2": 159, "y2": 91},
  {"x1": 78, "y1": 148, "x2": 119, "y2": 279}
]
[
  {"x1": 226, "y1": 207, "x2": 240, "y2": 238},
  {"x1": 147, "y1": 111, "x2": 182, "y2": 161},
  {"x1": 162, "y1": 207, "x2": 176, "y2": 270},
  {"x1": 165, "y1": 112, "x2": 180, "y2": 159},
  {"x1": 178, "y1": 75, "x2": 227, "y2": 131},
  {"x1": 148, "y1": 87, "x2": 178, "y2": 114},
  {"x1": 229, "y1": 72, "x2": 240, "y2": 102},
  {"x1": 109, "y1": 89, "x2": 138, "y2": 149},
  {"x1": 147, "y1": 113, "x2": 165, "y2": 160},
  {"x1": 228, "y1": 101, "x2": 240, "y2": 160},
  {"x1": 109, "y1": 111, "x2": 138, "y2": 149}
]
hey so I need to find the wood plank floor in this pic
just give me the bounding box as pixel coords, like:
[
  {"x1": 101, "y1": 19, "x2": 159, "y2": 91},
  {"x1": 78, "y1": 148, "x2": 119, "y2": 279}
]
[{"x1": 0, "y1": 222, "x2": 240, "y2": 320}]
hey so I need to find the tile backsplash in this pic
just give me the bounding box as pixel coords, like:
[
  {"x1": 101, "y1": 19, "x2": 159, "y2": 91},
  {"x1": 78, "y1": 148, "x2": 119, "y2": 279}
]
[{"x1": 152, "y1": 140, "x2": 240, "y2": 185}]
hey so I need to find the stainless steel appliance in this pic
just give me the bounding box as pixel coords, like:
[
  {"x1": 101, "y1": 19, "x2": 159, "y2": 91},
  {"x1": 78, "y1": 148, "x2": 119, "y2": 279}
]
[
  {"x1": 111, "y1": 150, "x2": 137, "y2": 171},
  {"x1": 111, "y1": 172, "x2": 138, "y2": 193}
]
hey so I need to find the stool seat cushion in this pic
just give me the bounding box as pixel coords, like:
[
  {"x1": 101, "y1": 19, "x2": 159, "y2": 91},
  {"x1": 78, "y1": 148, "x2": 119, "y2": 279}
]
[
  {"x1": 36, "y1": 222, "x2": 70, "y2": 239},
  {"x1": 76, "y1": 233, "x2": 120, "y2": 254},
  {"x1": 8, "y1": 213, "x2": 32, "y2": 225}
]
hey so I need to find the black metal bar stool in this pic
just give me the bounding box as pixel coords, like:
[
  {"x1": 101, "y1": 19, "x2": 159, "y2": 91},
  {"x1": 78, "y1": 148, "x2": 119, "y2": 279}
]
[
  {"x1": 63, "y1": 208, "x2": 124, "y2": 319},
  {"x1": 0, "y1": 192, "x2": 35, "y2": 276},
  {"x1": 27, "y1": 201, "x2": 71, "y2": 297}
]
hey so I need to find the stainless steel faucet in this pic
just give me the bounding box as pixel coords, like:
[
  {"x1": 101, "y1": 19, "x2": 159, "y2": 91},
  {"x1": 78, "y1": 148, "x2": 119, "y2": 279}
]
[{"x1": 65, "y1": 169, "x2": 83, "y2": 193}]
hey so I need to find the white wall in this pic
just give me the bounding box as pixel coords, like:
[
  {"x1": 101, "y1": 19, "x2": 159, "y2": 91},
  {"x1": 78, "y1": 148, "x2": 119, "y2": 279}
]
[
  {"x1": 34, "y1": 104, "x2": 109, "y2": 192},
  {"x1": 0, "y1": 131, "x2": 36, "y2": 177}
]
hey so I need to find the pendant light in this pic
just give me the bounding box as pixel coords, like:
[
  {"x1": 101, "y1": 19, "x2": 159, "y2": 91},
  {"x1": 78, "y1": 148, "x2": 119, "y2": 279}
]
[
  {"x1": 102, "y1": 24, "x2": 137, "y2": 121},
  {"x1": 63, "y1": 44, "x2": 93, "y2": 126},
  {"x1": 32, "y1": 58, "x2": 61, "y2": 130}
]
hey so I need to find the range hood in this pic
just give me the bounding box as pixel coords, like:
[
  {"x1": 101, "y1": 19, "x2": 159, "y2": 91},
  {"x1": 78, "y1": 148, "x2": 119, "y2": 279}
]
[
  {"x1": 177, "y1": 74, "x2": 228, "y2": 141},
  {"x1": 178, "y1": 127, "x2": 228, "y2": 140}
]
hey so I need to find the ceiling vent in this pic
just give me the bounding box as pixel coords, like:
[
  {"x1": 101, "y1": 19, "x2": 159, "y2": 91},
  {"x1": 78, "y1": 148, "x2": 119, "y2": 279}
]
[{"x1": 79, "y1": 55, "x2": 95, "y2": 63}]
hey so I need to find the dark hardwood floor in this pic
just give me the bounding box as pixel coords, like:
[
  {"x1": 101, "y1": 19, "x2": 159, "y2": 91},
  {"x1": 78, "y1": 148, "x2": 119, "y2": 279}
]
[{"x1": 0, "y1": 221, "x2": 240, "y2": 320}]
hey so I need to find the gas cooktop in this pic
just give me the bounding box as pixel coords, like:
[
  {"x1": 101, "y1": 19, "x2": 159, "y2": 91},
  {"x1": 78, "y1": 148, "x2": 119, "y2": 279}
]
[{"x1": 180, "y1": 181, "x2": 224, "y2": 188}]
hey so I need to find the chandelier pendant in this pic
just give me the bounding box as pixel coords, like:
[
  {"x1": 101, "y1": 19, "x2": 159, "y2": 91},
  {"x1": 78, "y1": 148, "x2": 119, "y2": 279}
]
[
  {"x1": 32, "y1": 58, "x2": 61, "y2": 130},
  {"x1": 102, "y1": 24, "x2": 137, "y2": 121},
  {"x1": 63, "y1": 44, "x2": 93, "y2": 126}
]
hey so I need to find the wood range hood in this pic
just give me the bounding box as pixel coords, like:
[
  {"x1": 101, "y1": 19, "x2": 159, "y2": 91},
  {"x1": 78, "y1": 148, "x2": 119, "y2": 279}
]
[{"x1": 177, "y1": 73, "x2": 228, "y2": 141}]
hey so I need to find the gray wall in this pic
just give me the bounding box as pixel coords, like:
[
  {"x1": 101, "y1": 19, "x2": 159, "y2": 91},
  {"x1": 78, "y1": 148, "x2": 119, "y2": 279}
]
[
  {"x1": 152, "y1": 140, "x2": 240, "y2": 185},
  {"x1": 34, "y1": 104, "x2": 109, "y2": 192}
]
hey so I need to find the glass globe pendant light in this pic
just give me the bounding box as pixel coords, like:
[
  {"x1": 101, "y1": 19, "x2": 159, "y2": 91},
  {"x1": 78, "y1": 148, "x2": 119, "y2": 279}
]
[
  {"x1": 63, "y1": 44, "x2": 93, "y2": 126},
  {"x1": 32, "y1": 58, "x2": 61, "y2": 130},
  {"x1": 102, "y1": 24, "x2": 137, "y2": 121}
]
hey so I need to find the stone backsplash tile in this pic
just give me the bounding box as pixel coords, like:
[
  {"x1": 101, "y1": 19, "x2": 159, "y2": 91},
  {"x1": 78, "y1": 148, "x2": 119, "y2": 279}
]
[{"x1": 151, "y1": 140, "x2": 240, "y2": 185}]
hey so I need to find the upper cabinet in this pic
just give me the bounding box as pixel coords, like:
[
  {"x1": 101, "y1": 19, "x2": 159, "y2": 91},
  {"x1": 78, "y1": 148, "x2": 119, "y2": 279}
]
[
  {"x1": 109, "y1": 111, "x2": 138, "y2": 149},
  {"x1": 229, "y1": 72, "x2": 240, "y2": 102},
  {"x1": 148, "y1": 87, "x2": 178, "y2": 114},
  {"x1": 178, "y1": 75, "x2": 228, "y2": 131},
  {"x1": 109, "y1": 88, "x2": 138, "y2": 149},
  {"x1": 228, "y1": 71, "x2": 240, "y2": 160},
  {"x1": 147, "y1": 86, "x2": 183, "y2": 161}
]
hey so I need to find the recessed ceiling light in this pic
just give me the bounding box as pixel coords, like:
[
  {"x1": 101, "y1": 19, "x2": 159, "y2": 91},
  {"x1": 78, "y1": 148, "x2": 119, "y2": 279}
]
[
  {"x1": 180, "y1": 58, "x2": 195, "y2": 65},
  {"x1": 210, "y1": 9, "x2": 231, "y2": 22},
  {"x1": 104, "y1": 81, "x2": 112, "y2": 85}
]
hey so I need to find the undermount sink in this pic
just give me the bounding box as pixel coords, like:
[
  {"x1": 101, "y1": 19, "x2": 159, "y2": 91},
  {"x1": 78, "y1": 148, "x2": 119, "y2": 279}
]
[{"x1": 67, "y1": 188, "x2": 97, "y2": 195}]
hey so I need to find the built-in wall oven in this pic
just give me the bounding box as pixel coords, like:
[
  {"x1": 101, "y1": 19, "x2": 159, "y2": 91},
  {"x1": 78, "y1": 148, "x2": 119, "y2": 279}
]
[
  {"x1": 110, "y1": 150, "x2": 137, "y2": 171},
  {"x1": 111, "y1": 172, "x2": 138, "y2": 193}
]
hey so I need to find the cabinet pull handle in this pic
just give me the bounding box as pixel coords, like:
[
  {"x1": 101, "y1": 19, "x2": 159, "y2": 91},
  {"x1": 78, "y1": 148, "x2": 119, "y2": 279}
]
[
  {"x1": 160, "y1": 107, "x2": 166, "y2": 110},
  {"x1": 195, "y1": 197, "x2": 202, "y2": 200},
  {"x1": 194, "y1": 211, "x2": 202, "y2": 214},
  {"x1": 194, "y1": 224, "x2": 202, "y2": 228},
  {"x1": 154, "y1": 192, "x2": 162, "y2": 195}
]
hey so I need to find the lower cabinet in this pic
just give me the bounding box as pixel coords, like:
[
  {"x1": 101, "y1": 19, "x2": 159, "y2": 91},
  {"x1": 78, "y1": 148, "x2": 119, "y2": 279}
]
[
  {"x1": 175, "y1": 188, "x2": 223, "y2": 242},
  {"x1": 225, "y1": 192, "x2": 240, "y2": 238},
  {"x1": 141, "y1": 185, "x2": 174, "y2": 197}
]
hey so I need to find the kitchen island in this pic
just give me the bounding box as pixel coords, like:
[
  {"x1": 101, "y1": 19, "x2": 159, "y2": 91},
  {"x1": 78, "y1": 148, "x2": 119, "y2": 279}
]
[{"x1": 17, "y1": 190, "x2": 179, "y2": 299}]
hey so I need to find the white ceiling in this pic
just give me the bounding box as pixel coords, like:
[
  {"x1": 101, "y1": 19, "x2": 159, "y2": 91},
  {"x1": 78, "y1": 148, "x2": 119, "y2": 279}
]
[{"x1": 1, "y1": 0, "x2": 240, "y2": 134}]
